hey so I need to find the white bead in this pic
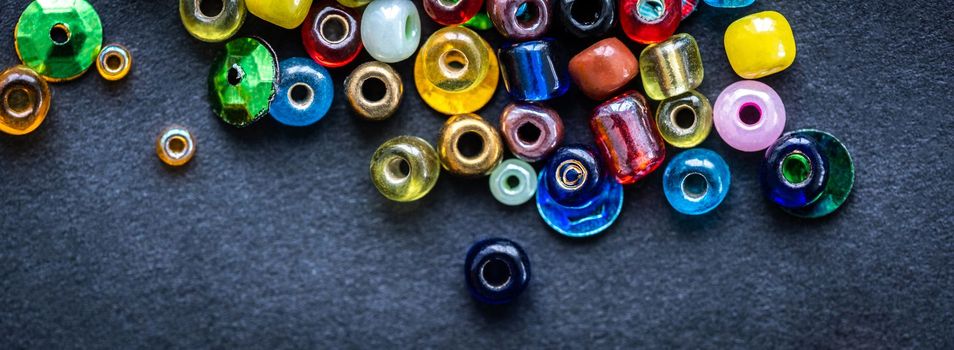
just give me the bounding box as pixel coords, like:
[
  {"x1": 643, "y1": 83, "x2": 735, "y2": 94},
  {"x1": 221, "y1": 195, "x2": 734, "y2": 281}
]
[{"x1": 361, "y1": 0, "x2": 421, "y2": 63}]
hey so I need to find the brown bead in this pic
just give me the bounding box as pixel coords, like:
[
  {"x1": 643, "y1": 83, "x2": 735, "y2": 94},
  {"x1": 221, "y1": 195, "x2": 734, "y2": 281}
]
[
  {"x1": 0, "y1": 66, "x2": 50, "y2": 135},
  {"x1": 568, "y1": 38, "x2": 638, "y2": 101},
  {"x1": 499, "y1": 102, "x2": 564, "y2": 162},
  {"x1": 344, "y1": 61, "x2": 403, "y2": 121},
  {"x1": 438, "y1": 113, "x2": 503, "y2": 176}
]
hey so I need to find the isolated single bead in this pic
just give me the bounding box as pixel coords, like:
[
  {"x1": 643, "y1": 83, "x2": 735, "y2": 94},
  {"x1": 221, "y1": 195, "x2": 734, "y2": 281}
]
[
  {"x1": 557, "y1": 0, "x2": 615, "y2": 38},
  {"x1": 489, "y1": 159, "x2": 538, "y2": 206},
  {"x1": 498, "y1": 39, "x2": 569, "y2": 102},
  {"x1": 568, "y1": 38, "x2": 638, "y2": 101},
  {"x1": 591, "y1": 91, "x2": 666, "y2": 185},
  {"x1": 713, "y1": 80, "x2": 785, "y2": 152},
  {"x1": 156, "y1": 126, "x2": 196, "y2": 167},
  {"x1": 370, "y1": 136, "x2": 441, "y2": 202},
  {"x1": 465, "y1": 238, "x2": 531, "y2": 304},
  {"x1": 724, "y1": 11, "x2": 796, "y2": 79},
  {"x1": 655, "y1": 90, "x2": 712, "y2": 148},
  {"x1": 424, "y1": 0, "x2": 484, "y2": 25},
  {"x1": 703, "y1": 0, "x2": 754, "y2": 8},
  {"x1": 179, "y1": 0, "x2": 246, "y2": 42},
  {"x1": 640, "y1": 33, "x2": 703, "y2": 100},
  {"x1": 247, "y1": 0, "x2": 313, "y2": 29},
  {"x1": 270, "y1": 57, "x2": 333, "y2": 126},
  {"x1": 499, "y1": 103, "x2": 563, "y2": 163},
  {"x1": 761, "y1": 130, "x2": 853, "y2": 218},
  {"x1": 361, "y1": 0, "x2": 421, "y2": 63},
  {"x1": 96, "y1": 44, "x2": 132, "y2": 81},
  {"x1": 0, "y1": 66, "x2": 50, "y2": 136},
  {"x1": 663, "y1": 148, "x2": 730, "y2": 215},
  {"x1": 345, "y1": 61, "x2": 403, "y2": 121},
  {"x1": 414, "y1": 26, "x2": 498, "y2": 115},
  {"x1": 486, "y1": 0, "x2": 552, "y2": 40},
  {"x1": 438, "y1": 114, "x2": 504, "y2": 177},
  {"x1": 619, "y1": 0, "x2": 681, "y2": 44},
  {"x1": 301, "y1": 1, "x2": 363, "y2": 68},
  {"x1": 536, "y1": 145, "x2": 623, "y2": 238},
  {"x1": 337, "y1": 0, "x2": 371, "y2": 6},
  {"x1": 15, "y1": 0, "x2": 103, "y2": 82},
  {"x1": 208, "y1": 37, "x2": 278, "y2": 127}
]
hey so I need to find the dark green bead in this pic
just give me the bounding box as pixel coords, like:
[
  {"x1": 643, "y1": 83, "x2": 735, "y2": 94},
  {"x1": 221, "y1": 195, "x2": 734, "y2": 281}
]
[
  {"x1": 784, "y1": 130, "x2": 855, "y2": 218},
  {"x1": 463, "y1": 12, "x2": 493, "y2": 31},
  {"x1": 15, "y1": 0, "x2": 103, "y2": 82},
  {"x1": 208, "y1": 37, "x2": 278, "y2": 127}
]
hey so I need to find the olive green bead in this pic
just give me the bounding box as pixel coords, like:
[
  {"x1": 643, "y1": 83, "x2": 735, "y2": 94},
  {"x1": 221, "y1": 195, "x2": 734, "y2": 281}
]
[
  {"x1": 208, "y1": 37, "x2": 278, "y2": 127},
  {"x1": 370, "y1": 136, "x2": 441, "y2": 202},
  {"x1": 15, "y1": 0, "x2": 104, "y2": 82},
  {"x1": 655, "y1": 90, "x2": 713, "y2": 148}
]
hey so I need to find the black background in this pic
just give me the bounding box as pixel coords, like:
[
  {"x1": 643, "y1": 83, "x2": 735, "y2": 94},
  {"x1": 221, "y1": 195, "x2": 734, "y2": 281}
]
[{"x1": 2, "y1": 0, "x2": 953, "y2": 348}]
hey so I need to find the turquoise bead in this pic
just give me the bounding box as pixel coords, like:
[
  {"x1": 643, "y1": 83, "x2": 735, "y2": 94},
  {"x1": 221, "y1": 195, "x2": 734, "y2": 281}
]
[
  {"x1": 488, "y1": 159, "x2": 537, "y2": 206},
  {"x1": 662, "y1": 148, "x2": 731, "y2": 215}
]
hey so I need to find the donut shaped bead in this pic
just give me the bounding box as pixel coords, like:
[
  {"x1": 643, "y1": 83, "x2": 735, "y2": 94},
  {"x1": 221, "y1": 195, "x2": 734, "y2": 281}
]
[
  {"x1": 414, "y1": 26, "x2": 498, "y2": 115},
  {"x1": 465, "y1": 238, "x2": 531, "y2": 304},
  {"x1": 655, "y1": 90, "x2": 712, "y2": 148},
  {"x1": 15, "y1": 0, "x2": 103, "y2": 82},
  {"x1": 619, "y1": 0, "x2": 681, "y2": 44},
  {"x1": 499, "y1": 102, "x2": 564, "y2": 163},
  {"x1": 370, "y1": 136, "x2": 441, "y2": 202},
  {"x1": 591, "y1": 91, "x2": 666, "y2": 185},
  {"x1": 498, "y1": 39, "x2": 570, "y2": 102},
  {"x1": 438, "y1": 114, "x2": 504, "y2": 177},
  {"x1": 663, "y1": 148, "x2": 730, "y2": 215},
  {"x1": 0, "y1": 66, "x2": 51, "y2": 136},
  {"x1": 487, "y1": 0, "x2": 552, "y2": 40},
  {"x1": 301, "y1": 1, "x2": 362, "y2": 68},
  {"x1": 270, "y1": 57, "x2": 334, "y2": 127},
  {"x1": 179, "y1": 0, "x2": 246, "y2": 42},
  {"x1": 424, "y1": 0, "x2": 484, "y2": 25},
  {"x1": 156, "y1": 126, "x2": 196, "y2": 167},
  {"x1": 761, "y1": 129, "x2": 853, "y2": 218},
  {"x1": 557, "y1": 0, "x2": 615, "y2": 38},
  {"x1": 713, "y1": 80, "x2": 785, "y2": 152},
  {"x1": 489, "y1": 159, "x2": 538, "y2": 206},
  {"x1": 96, "y1": 44, "x2": 132, "y2": 81},
  {"x1": 536, "y1": 145, "x2": 623, "y2": 238},
  {"x1": 247, "y1": 0, "x2": 313, "y2": 29},
  {"x1": 345, "y1": 61, "x2": 403, "y2": 121},
  {"x1": 640, "y1": 33, "x2": 703, "y2": 101},
  {"x1": 361, "y1": 0, "x2": 421, "y2": 63}
]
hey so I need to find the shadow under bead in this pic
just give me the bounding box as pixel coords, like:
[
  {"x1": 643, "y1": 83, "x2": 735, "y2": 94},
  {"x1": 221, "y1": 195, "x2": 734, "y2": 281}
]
[
  {"x1": 345, "y1": 61, "x2": 403, "y2": 121},
  {"x1": 179, "y1": 0, "x2": 246, "y2": 43},
  {"x1": 438, "y1": 114, "x2": 503, "y2": 177},
  {"x1": 0, "y1": 66, "x2": 51, "y2": 136},
  {"x1": 557, "y1": 0, "x2": 615, "y2": 38},
  {"x1": 301, "y1": 1, "x2": 363, "y2": 68},
  {"x1": 370, "y1": 136, "x2": 441, "y2": 202},
  {"x1": 465, "y1": 238, "x2": 531, "y2": 305}
]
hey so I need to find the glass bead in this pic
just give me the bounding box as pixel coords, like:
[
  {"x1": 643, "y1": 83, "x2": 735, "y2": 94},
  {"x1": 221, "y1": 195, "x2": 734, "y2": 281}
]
[
  {"x1": 655, "y1": 90, "x2": 712, "y2": 148},
  {"x1": 337, "y1": 0, "x2": 371, "y2": 7},
  {"x1": 713, "y1": 80, "x2": 785, "y2": 152},
  {"x1": 15, "y1": 0, "x2": 103, "y2": 82},
  {"x1": 703, "y1": 0, "x2": 754, "y2": 8},
  {"x1": 568, "y1": 38, "x2": 638, "y2": 101},
  {"x1": 489, "y1": 159, "x2": 538, "y2": 206},
  {"x1": 269, "y1": 57, "x2": 333, "y2": 127},
  {"x1": 344, "y1": 61, "x2": 403, "y2": 121},
  {"x1": 498, "y1": 39, "x2": 569, "y2": 102},
  {"x1": 487, "y1": 0, "x2": 552, "y2": 40},
  {"x1": 156, "y1": 126, "x2": 196, "y2": 167},
  {"x1": 619, "y1": 0, "x2": 681, "y2": 44},
  {"x1": 438, "y1": 113, "x2": 504, "y2": 177},
  {"x1": 536, "y1": 145, "x2": 623, "y2": 238},
  {"x1": 499, "y1": 102, "x2": 563, "y2": 163},
  {"x1": 361, "y1": 0, "x2": 421, "y2": 63},
  {"x1": 246, "y1": 0, "x2": 313, "y2": 29},
  {"x1": 179, "y1": 0, "x2": 246, "y2": 43},
  {"x1": 424, "y1": 0, "x2": 483, "y2": 25},
  {"x1": 465, "y1": 238, "x2": 531, "y2": 304},
  {"x1": 208, "y1": 37, "x2": 278, "y2": 127},
  {"x1": 663, "y1": 148, "x2": 730, "y2": 215},
  {"x1": 591, "y1": 91, "x2": 666, "y2": 185},
  {"x1": 557, "y1": 0, "x2": 615, "y2": 38},
  {"x1": 724, "y1": 11, "x2": 796, "y2": 79},
  {"x1": 639, "y1": 33, "x2": 703, "y2": 101},
  {"x1": 761, "y1": 130, "x2": 853, "y2": 218},
  {"x1": 370, "y1": 136, "x2": 441, "y2": 202},
  {"x1": 463, "y1": 11, "x2": 494, "y2": 30},
  {"x1": 301, "y1": 0, "x2": 362, "y2": 68},
  {"x1": 96, "y1": 44, "x2": 132, "y2": 81},
  {"x1": 414, "y1": 26, "x2": 498, "y2": 115},
  {"x1": 0, "y1": 66, "x2": 50, "y2": 136},
  {"x1": 681, "y1": 0, "x2": 697, "y2": 19}
]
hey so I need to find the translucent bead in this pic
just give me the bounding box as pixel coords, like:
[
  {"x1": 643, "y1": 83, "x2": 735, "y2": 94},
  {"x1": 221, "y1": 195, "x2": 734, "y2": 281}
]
[
  {"x1": 655, "y1": 90, "x2": 712, "y2": 148},
  {"x1": 246, "y1": 0, "x2": 313, "y2": 29},
  {"x1": 639, "y1": 33, "x2": 703, "y2": 101},
  {"x1": 301, "y1": 0, "x2": 363, "y2": 68},
  {"x1": 591, "y1": 91, "x2": 666, "y2": 185},
  {"x1": 361, "y1": 0, "x2": 421, "y2": 63},
  {"x1": 568, "y1": 38, "x2": 638, "y2": 101},
  {"x1": 438, "y1": 114, "x2": 504, "y2": 177},
  {"x1": 465, "y1": 238, "x2": 531, "y2": 304},
  {"x1": 208, "y1": 37, "x2": 278, "y2": 127},
  {"x1": 337, "y1": 0, "x2": 371, "y2": 7},
  {"x1": 499, "y1": 102, "x2": 564, "y2": 163},
  {"x1": 681, "y1": 0, "x2": 697, "y2": 18},
  {"x1": 370, "y1": 136, "x2": 441, "y2": 202},
  {"x1": 270, "y1": 57, "x2": 334, "y2": 127},
  {"x1": 156, "y1": 126, "x2": 196, "y2": 167},
  {"x1": 703, "y1": 0, "x2": 754, "y2": 8},
  {"x1": 713, "y1": 80, "x2": 785, "y2": 152},
  {"x1": 536, "y1": 145, "x2": 624, "y2": 238},
  {"x1": 498, "y1": 39, "x2": 570, "y2": 102},
  {"x1": 179, "y1": 0, "x2": 246, "y2": 43},
  {"x1": 424, "y1": 0, "x2": 483, "y2": 25},
  {"x1": 619, "y1": 0, "x2": 681, "y2": 44},
  {"x1": 345, "y1": 61, "x2": 403, "y2": 121},
  {"x1": 762, "y1": 130, "x2": 854, "y2": 218},
  {"x1": 724, "y1": 11, "x2": 796, "y2": 79},
  {"x1": 557, "y1": 0, "x2": 615, "y2": 38},
  {"x1": 414, "y1": 26, "x2": 498, "y2": 115},
  {"x1": 15, "y1": 0, "x2": 103, "y2": 82},
  {"x1": 0, "y1": 66, "x2": 50, "y2": 136},
  {"x1": 96, "y1": 44, "x2": 132, "y2": 81},
  {"x1": 463, "y1": 11, "x2": 494, "y2": 30},
  {"x1": 487, "y1": 0, "x2": 552, "y2": 40},
  {"x1": 663, "y1": 148, "x2": 730, "y2": 215},
  {"x1": 489, "y1": 159, "x2": 538, "y2": 206}
]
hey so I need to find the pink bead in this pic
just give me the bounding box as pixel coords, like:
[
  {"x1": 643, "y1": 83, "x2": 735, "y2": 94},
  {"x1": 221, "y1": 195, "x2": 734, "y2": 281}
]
[{"x1": 713, "y1": 80, "x2": 786, "y2": 152}]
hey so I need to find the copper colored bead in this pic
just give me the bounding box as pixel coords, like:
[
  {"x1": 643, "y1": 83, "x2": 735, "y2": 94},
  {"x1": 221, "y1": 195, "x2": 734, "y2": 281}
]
[
  {"x1": 499, "y1": 102, "x2": 564, "y2": 162},
  {"x1": 438, "y1": 113, "x2": 503, "y2": 176},
  {"x1": 344, "y1": 61, "x2": 403, "y2": 120},
  {"x1": 0, "y1": 66, "x2": 50, "y2": 136},
  {"x1": 568, "y1": 38, "x2": 638, "y2": 100}
]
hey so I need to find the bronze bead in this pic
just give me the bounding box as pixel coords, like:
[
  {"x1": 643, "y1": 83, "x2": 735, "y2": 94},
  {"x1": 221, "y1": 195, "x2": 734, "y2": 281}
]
[
  {"x1": 344, "y1": 61, "x2": 403, "y2": 121},
  {"x1": 438, "y1": 113, "x2": 503, "y2": 176}
]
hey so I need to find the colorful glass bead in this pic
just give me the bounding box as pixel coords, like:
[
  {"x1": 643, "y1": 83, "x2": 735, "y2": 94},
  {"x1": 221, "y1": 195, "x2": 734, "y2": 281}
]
[
  {"x1": 557, "y1": 0, "x2": 615, "y2": 38},
  {"x1": 156, "y1": 126, "x2": 196, "y2": 167},
  {"x1": 96, "y1": 44, "x2": 132, "y2": 81},
  {"x1": 619, "y1": 0, "x2": 681, "y2": 44},
  {"x1": 713, "y1": 80, "x2": 785, "y2": 152},
  {"x1": 724, "y1": 11, "x2": 796, "y2": 79},
  {"x1": 337, "y1": 0, "x2": 371, "y2": 6},
  {"x1": 639, "y1": 33, "x2": 703, "y2": 101},
  {"x1": 424, "y1": 0, "x2": 483, "y2": 25},
  {"x1": 414, "y1": 26, "x2": 498, "y2": 115},
  {"x1": 655, "y1": 90, "x2": 712, "y2": 148},
  {"x1": 568, "y1": 38, "x2": 638, "y2": 101},
  {"x1": 465, "y1": 238, "x2": 530, "y2": 304},
  {"x1": 681, "y1": 0, "x2": 697, "y2": 19},
  {"x1": 208, "y1": 37, "x2": 278, "y2": 127},
  {"x1": 301, "y1": 1, "x2": 362, "y2": 68},
  {"x1": 15, "y1": 0, "x2": 103, "y2": 82},
  {"x1": 0, "y1": 66, "x2": 50, "y2": 136},
  {"x1": 761, "y1": 129, "x2": 853, "y2": 218},
  {"x1": 489, "y1": 159, "x2": 538, "y2": 206},
  {"x1": 344, "y1": 61, "x2": 403, "y2": 121},
  {"x1": 438, "y1": 113, "x2": 504, "y2": 177},
  {"x1": 370, "y1": 136, "x2": 441, "y2": 202},
  {"x1": 499, "y1": 102, "x2": 563, "y2": 163},
  {"x1": 703, "y1": 0, "x2": 754, "y2": 8},
  {"x1": 270, "y1": 57, "x2": 333, "y2": 127},
  {"x1": 498, "y1": 39, "x2": 569, "y2": 102},
  {"x1": 536, "y1": 145, "x2": 623, "y2": 238},
  {"x1": 179, "y1": 0, "x2": 246, "y2": 43},
  {"x1": 591, "y1": 91, "x2": 666, "y2": 185},
  {"x1": 463, "y1": 11, "x2": 494, "y2": 30},
  {"x1": 361, "y1": 0, "x2": 421, "y2": 63},
  {"x1": 663, "y1": 148, "x2": 730, "y2": 215},
  {"x1": 247, "y1": 0, "x2": 313, "y2": 29},
  {"x1": 486, "y1": 0, "x2": 552, "y2": 40}
]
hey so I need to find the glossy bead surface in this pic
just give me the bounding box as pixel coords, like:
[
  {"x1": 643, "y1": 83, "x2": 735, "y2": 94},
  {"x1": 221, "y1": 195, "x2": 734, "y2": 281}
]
[
  {"x1": 96, "y1": 44, "x2": 132, "y2": 81},
  {"x1": 489, "y1": 159, "x2": 538, "y2": 206},
  {"x1": 0, "y1": 66, "x2": 51, "y2": 136},
  {"x1": 414, "y1": 26, "x2": 498, "y2": 115},
  {"x1": 713, "y1": 80, "x2": 785, "y2": 152},
  {"x1": 438, "y1": 114, "x2": 503, "y2": 177},
  {"x1": 702, "y1": 0, "x2": 754, "y2": 8},
  {"x1": 619, "y1": 0, "x2": 681, "y2": 44},
  {"x1": 761, "y1": 130, "x2": 853, "y2": 218},
  {"x1": 499, "y1": 102, "x2": 563, "y2": 163},
  {"x1": 591, "y1": 91, "x2": 666, "y2": 185},
  {"x1": 156, "y1": 126, "x2": 196, "y2": 167},
  {"x1": 498, "y1": 39, "x2": 569, "y2": 102},
  {"x1": 463, "y1": 11, "x2": 494, "y2": 30},
  {"x1": 345, "y1": 61, "x2": 403, "y2": 121},
  {"x1": 568, "y1": 38, "x2": 638, "y2": 101},
  {"x1": 656, "y1": 90, "x2": 712, "y2": 148},
  {"x1": 724, "y1": 11, "x2": 796, "y2": 79},
  {"x1": 246, "y1": 0, "x2": 313, "y2": 29},
  {"x1": 301, "y1": 1, "x2": 362, "y2": 68},
  {"x1": 557, "y1": 0, "x2": 615, "y2": 38},
  {"x1": 465, "y1": 238, "x2": 530, "y2": 304},
  {"x1": 370, "y1": 136, "x2": 440, "y2": 202},
  {"x1": 681, "y1": 0, "x2": 697, "y2": 18},
  {"x1": 337, "y1": 0, "x2": 371, "y2": 6},
  {"x1": 663, "y1": 148, "x2": 730, "y2": 215},
  {"x1": 270, "y1": 57, "x2": 333, "y2": 127},
  {"x1": 487, "y1": 0, "x2": 552, "y2": 40},
  {"x1": 361, "y1": 0, "x2": 421, "y2": 63},
  {"x1": 208, "y1": 37, "x2": 278, "y2": 127},
  {"x1": 639, "y1": 33, "x2": 703, "y2": 101},
  {"x1": 179, "y1": 0, "x2": 246, "y2": 42},
  {"x1": 536, "y1": 145, "x2": 623, "y2": 238},
  {"x1": 424, "y1": 0, "x2": 484, "y2": 25},
  {"x1": 15, "y1": 0, "x2": 103, "y2": 82}
]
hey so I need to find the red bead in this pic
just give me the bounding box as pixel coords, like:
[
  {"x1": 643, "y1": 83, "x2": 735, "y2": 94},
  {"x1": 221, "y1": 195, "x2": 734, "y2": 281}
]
[
  {"x1": 424, "y1": 0, "x2": 484, "y2": 25},
  {"x1": 590, "y1": 90, "x2": 666, "y2": 184},
  {"x1": 301, "y1": 0, "x2": 362, "y2": 68},
  {"x1": 619, "y1": 0, "x2": 682, "y2": 44}
]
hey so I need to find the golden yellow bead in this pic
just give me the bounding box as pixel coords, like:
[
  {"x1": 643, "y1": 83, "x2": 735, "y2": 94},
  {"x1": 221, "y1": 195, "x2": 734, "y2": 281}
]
[
  {"x1": 345, "y1": 61, "x2": 403, "y2": 121},
  {"x1": 337, "y1": 0, "x2": 371, "y2": 7},
  {"x1": 96, "y1": 44, "x2": 132, "y2": 81},
  {"x1": 0, "y1": 65, "x2": 50, "y2": 136},
  {"x1": 724, "y1": 11, "x2": 797, "y2": 79},
  {"x1": 247, "y1": 0, "x2": 313, "y2": 29},
  {"x1": 438, "y1": 113, "x2": 503, "y2": 177},
  {"x1": 370, "y1": 136, "x2": 441, "y2": 202},
  {"x1": 414, "y1": 26, "x2": 498, "y2": 115},
  {"x1": 179, "y1": 0, "x2": 247, "y2": 43},
  {"x1": 156, "y1": 126, "x2": 196, "y2": 166}
]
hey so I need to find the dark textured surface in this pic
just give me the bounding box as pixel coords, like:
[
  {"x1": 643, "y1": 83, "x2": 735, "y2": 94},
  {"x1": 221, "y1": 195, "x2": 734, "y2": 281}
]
[{"x1": 1, "y1": 1, "x2": 953, "y2": 348}]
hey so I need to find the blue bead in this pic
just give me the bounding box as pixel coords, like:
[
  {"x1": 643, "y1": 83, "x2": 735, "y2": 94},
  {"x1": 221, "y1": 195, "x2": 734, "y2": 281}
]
[
  {"x1": 702, "y1": 0, "x2": 755, "y2": 8},
  {"x1": 760, "y1": 133, "x2": 829, "y2": 209},
  {"x1": 498, "y1": 38, "x2": 570, "y2": 102},
  {"x1": 269, "y1": 57, "x2": 334, "y2": 126},
  {"x1": 465, "y1": 238, "x2": 530, "y2": 304},
  {"x1": 536, "y1": 145, "x2": 623, "y2": 237},
  {"x1": 662, "y1": 148, "x2": 731, "y2": 215}
]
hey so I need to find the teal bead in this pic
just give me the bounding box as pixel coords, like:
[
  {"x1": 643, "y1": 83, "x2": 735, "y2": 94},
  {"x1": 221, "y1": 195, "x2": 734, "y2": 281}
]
[{"x1": 489, "y1": 159, "x2": 537, "y2": 206}]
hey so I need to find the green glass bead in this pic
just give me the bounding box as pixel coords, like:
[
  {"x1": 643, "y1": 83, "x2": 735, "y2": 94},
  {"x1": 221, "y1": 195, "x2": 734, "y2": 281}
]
[
  {"x1": 489, "y1": 159, "x2": 537, "y2": 206},
  {"x1": 463, "y1": 11, "x2": 493, "y2": 31},
  {"x1": 781, "y1": 153, "x2": 811, "y2": 185},
  {"x1": 208, "y1": 37, "x2": 278, "y2": 127},
  {"x1": 782, "y1": 130, "x2": 854, "y2": 218},
  {"x1": 14, "y1": 0, "x2": 103, "y2": 82}
]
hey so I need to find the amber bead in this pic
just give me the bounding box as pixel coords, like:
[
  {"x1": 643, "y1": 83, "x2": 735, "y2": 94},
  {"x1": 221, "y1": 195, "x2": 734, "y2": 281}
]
[
  {"x1": 414, "y1": 26, "x2": 498, "y2": 115},
  {"x1": 345, "y1": 61, "x2": 403, "y2": 121},
  {"x1": 156, "y1": 126, "x2": 196, "y2": 166},
  {"x1": 96, "y1": 44, "x2": 132, "y2": 81},
  {"x1": 590, "y1": 90, "x2": 666, "y2": 185},
  {"x1": 0, "y1": 66, "x2": 51, "y2": 136},
  {"x1": 438, "y1": 113, "x2": 503, "y2": 177},
  {"x1": 568, "y1": 38, "x2": 638, "y2": 101},
  {"x1": 499, "y1": 102, "x2": 563, "y2": 163}
]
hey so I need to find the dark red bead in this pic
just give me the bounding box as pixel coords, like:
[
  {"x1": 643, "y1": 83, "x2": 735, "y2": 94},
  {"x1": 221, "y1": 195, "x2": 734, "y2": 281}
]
[
  {"x1": 590, "y1": 90, "x2": 666, "y2": 184},
  {"x1": 424, "y1": 0, "x2": 484, "y2": 25},
  {"x1": 499, "y1": 102, "x2": 564, "y2": 162},
  {"x1": 301, "y1": 0, "x2": 362, "y2": 68},
  {"x1": 619, "y1": 0, "x2": 682, "y2": 44}
]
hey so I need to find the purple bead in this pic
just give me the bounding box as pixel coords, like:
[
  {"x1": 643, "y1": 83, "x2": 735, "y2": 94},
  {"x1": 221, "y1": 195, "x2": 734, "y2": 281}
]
[
  {"x1": 487, "y1": 0, "x2": 552, "y2": 40},
  {"x1": 713, "y1": 80, "x2": 786, "y2": 152},
  {"x1": 500, "y1": 102, "x2": 564, "y2": 162}
]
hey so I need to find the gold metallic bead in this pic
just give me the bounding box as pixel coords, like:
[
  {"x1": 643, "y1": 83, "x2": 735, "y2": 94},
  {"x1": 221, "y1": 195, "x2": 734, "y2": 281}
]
[
  {"x1": 96, "y1": 44, "x2": 132, "y2": 81},
  {"x1": 156, "y1": 126, "x2": 196, "y2": 166},
  {"x1": 344, "y1": 61, "x2": 403, "y2": 121},
  {"x1": 438, "y1": 113, "x2": 503, "y2": 177},
  {"x1": 0, "y1": 65, "x2": 51, "y2": 136},
  {"x1": 370, "y1": 136, "x2": 440, "y2": 202}
]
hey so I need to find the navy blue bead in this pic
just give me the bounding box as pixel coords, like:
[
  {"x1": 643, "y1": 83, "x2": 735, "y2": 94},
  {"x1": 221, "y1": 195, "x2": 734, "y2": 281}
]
[
  {"x1": 536, "y1": 145, "x2": 623, "y2": 237},
  {"x1": 542, "y1": 145, "x2": 604, "y2": 206},
  {"x1": 761, "y1": 133, "x2": 829, "y2": 209},
  {"x1": 465, "y1": 238, "x2": 530, "y2": 304},
  {"x1": 498, "y1": 38, "x2": 570, "y2": 102},
  {"x1": 270, "y1": 57, "x2": 334, "y2": 127}
]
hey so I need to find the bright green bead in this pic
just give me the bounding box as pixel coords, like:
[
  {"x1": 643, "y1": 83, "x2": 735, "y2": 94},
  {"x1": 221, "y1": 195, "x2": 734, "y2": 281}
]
[
  {"x1": 489, "y1": 159, "x2": 537, "y2": 206},
  {"x1": 208, "y1": 37, "x2": 278, "y2": 127},
  {"x1": 15, "y1": 0, "x2": 103, "y2": 82},
  {"x1": 463, "y1": 12, "x2": 493, "y2": 31}
]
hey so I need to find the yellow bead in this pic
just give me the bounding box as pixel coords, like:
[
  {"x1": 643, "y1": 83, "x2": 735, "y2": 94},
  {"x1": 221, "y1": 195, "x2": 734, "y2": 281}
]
[
  {"x1": 724, "y1": 11, "x2": 796, "y2": 79},
  {"x1": 156, "y1": 127, "x2": 196, "y2": 166},
  {"x1": 179, "y1": 0, "x2": 247, "y2": 42},
  {"x1": 370, "y1": 136, "x2": 441, "y2": 202},
  {"x1": 0, "y1": 66, "x2": 50, "y2": 136},
  {"x1": 96, "y1": 44, "x2": 132, "y2": 81},
  {"x1": 337, "y1": 0, "x2": 371, "y2": 7},
  {"x1": 247, "y1": 0, "x2": 313, "y2": 29},
  {"x1": 414, "y1": 26, "x2": 498, "y2": 115},
  {"x1": 438, "y1": 113, "x2": 503, "y2": 177}
]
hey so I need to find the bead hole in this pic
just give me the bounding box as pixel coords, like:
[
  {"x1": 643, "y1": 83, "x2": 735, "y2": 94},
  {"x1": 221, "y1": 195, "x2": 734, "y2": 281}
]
[
  {"x1": 739, "y1": 103, "x2": 761, "y2": 126},
  {"x1": 105, "y1": 53, "x2": 124, "y2": 73},
  {"x1": 440, "y1": 49, "x2": 469, "y2": 78},
  {"x1": 4, "y1": 86, "x2": 34, "y2": 118},
  {"x1": 480, "y1": 258, "x2": 512, "y2": 289},
  {"x1": 557, "y1": 160, "x2": 586, "y2": 190},
  {"x1": 781, "y1": 152, "x2": 812, "y2": 186},
  {"x1": 50, "y1": 23, "x2": 70, "y2": 45},
  {"x1": 515, "y1": 2, "x2": 540, "y2": 28},
  {"x1": 672, "y1": 106, "x2": 696, "y2": 130},
  {"x1": 570, "y1": 0, "x2": 603, "y2": 25},
  {"x1": 197, "y1": 0, "x2": 225, "y2": 18},
  {"x1": 320, "y1": 14, "x2": 349, "y2": 44},
  {"x1": 387, "y1": 157, "x2": 411, "y2": 181},
  {"x1": 636, "y1": 0, "x2": 665, "y2": 22},
  {"x1": 517, "y1": 122, "x2": 541, "y2": 145},
  {"x1": 456, "y1": 132, "x2": 485, "y2": 159},
  {"x1": 682, "y1": 172, "x2": 708, "y2": 200},
  {"x1": 288, "y1": 83, "x2": 314, "y2": 109},
  {"x1": 404, "y1": 15, "x2": 416, "y2": 40},
  {"x1": 227, "y1": 65, "x2": 243, "y2": 86},
  {"x1": 360, "y1": 77, "x2": 387, "y2": 103},
  {"x1": 167, "y1": 136, "x2": 188, "y2": 158},
  {"x1": 505, "y1": 176, "x2": 521, "y2": 190}
]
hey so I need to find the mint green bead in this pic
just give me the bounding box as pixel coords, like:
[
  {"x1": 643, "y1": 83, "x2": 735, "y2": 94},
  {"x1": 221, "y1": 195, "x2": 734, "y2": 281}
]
[{"x1": 489, "y1": 159, "x2": 537, "y2": 206}]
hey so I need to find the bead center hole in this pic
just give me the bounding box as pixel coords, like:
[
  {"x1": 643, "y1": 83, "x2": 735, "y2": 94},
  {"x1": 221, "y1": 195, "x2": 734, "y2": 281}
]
[
  {"x1": 636, "y1": 0, "x2": 665, "y2": 22},
  {"x1": 386, "y1": 157, "x2": 411, "y2": 181},
  {"x1": 456, "y1": 132, "x2": 485, "y2": 159},
  {"x1": 739, "y1": 103, "x2": 762, "y2": 126},
  {"x1": 105, "y1": 53, "x2": 124, "y2": 73},
  {"x1": 515, "y1": 2, "x2": 540, "y2": 28},
  {"x1": 439, "y1": 49, "x2": 469, "y2": 78},
  {"x1": 404, "y1": 15, "x2": 417, "y2": 40},
  {"x1": 671, "y1": 105, "x2": 696, "y2": 130},
  {"x1": 439, "y1": 0, "x2": 462, "y2": 5},
  {"x1": 4, "y1": 86, "x2": 34, "y2": 118},
  {"x1": 167, "y1": 136, "x2": 188, "y2": 158},
  {"x1": 227, "y1": 64, "x2": 243, "y2": 86},
  {"x1": 480, "y1": 258, "x2": 512, "y2": 289},
  {"x1": 360, "y1": 77, "x2": 387, "y2": 103},
  {"x1": 781, "y1": 152, "x2": 812, "y2": 186},
  {"x1": 557, "y1": 159, "x2": 586, "y2": 190},
  {"x1": 198, "y1": 0, "x2": 225, "y2": 17},
  {"x1": 570, "y1": 0, "x2": 602, "y2": 25},
  {"x1": 50, "y1": 23, "x2": 70, "y2": 45},
  {"x1": 505, "y1": 176, "x2": 521, "y2": 191},
  {"x1": 517, "y1": 122, "x2": 541, "y2": 145},
  {"x1": 288, "y1": 83, "x2": 314, "y2": 109},
  {"x1": 682, "y1": 172, "x2": 708, "y2": 200},
  {"x1": 320, "y1": 14, "x2": 349, "y2": 44}
]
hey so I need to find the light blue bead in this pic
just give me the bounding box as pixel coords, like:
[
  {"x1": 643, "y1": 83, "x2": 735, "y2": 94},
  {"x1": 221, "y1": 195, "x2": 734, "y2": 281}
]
[
  {"x1": 536, "y1": 145, "x2": 623, "y2": 238},
  {"x1": 361, "y1": 0, "x2": 421, "y2": 63},
  {"x1": 662, "y1": 148, "x2": 730, "y2": 215},
  {"x1": 489, "y1": 159, "x2": 537, "y2": 206},
  {"x1": 702, "y1": 0, "x2": 755, "y2": 8},
  {"x1": 270, "y1": 57, "x2": 333, "y2": 127}
]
